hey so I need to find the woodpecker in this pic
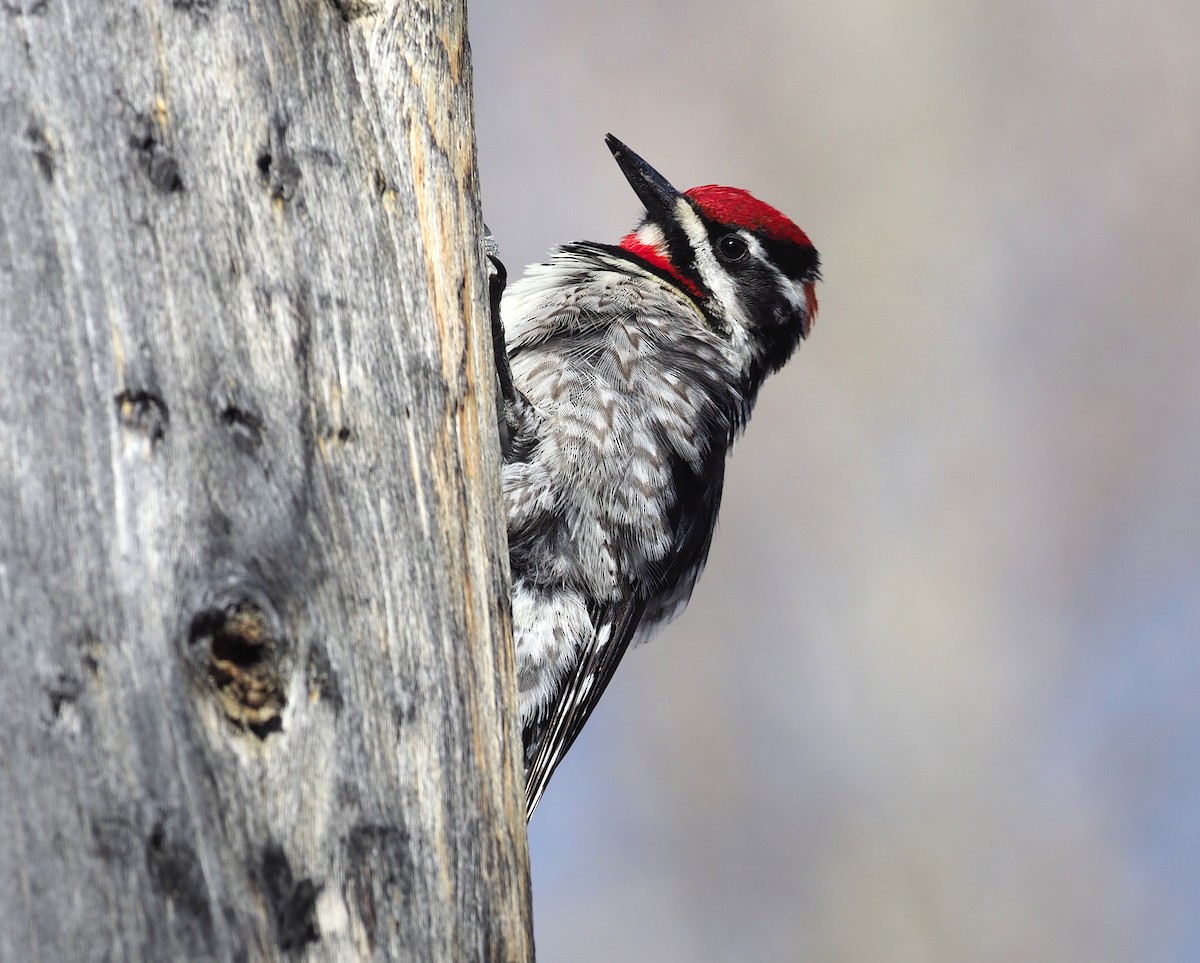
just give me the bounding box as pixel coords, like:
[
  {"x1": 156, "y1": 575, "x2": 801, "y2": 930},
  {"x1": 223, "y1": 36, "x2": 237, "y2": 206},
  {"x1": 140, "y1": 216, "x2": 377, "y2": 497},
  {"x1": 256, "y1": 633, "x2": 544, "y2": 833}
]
[{"x1": 489, "y1": 135, "x2": 820, "y2": 819}]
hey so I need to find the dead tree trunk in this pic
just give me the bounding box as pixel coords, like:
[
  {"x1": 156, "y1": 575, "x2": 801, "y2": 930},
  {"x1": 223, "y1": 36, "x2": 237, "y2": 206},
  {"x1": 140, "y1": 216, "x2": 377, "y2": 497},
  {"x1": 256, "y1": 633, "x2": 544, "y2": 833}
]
[{"x1": 0, "y1": 0, "x2": 532, "y2": 960}]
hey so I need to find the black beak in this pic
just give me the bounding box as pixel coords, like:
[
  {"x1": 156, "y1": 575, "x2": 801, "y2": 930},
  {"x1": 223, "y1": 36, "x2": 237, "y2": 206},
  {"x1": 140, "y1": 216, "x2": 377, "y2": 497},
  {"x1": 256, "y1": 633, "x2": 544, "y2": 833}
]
[{"x1": 605, "y1": 134, "x2": 681, "y2": 222}]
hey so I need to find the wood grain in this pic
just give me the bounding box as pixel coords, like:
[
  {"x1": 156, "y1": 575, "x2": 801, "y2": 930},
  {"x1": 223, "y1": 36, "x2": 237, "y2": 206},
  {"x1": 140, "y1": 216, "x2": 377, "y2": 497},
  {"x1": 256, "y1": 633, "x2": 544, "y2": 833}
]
[{"x1": 0, "y1": 0, "x2": 533, "y2": 959}]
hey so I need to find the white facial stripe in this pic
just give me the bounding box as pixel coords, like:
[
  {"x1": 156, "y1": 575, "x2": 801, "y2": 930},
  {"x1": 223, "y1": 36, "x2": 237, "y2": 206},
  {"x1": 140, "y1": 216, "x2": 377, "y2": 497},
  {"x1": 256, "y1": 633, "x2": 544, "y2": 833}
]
[
  {"x1": 673, "y1": 199, "x2": 751, "y2": 336},
  {"x1": 778, "y1": 275, "x2": 810, "y2": 314},
  {"x1": 637, "y1": 222, "x2": 666, "y2": 249},
  {"x1": 743, "y1": 233, "x2": 767, "y2": 260}
]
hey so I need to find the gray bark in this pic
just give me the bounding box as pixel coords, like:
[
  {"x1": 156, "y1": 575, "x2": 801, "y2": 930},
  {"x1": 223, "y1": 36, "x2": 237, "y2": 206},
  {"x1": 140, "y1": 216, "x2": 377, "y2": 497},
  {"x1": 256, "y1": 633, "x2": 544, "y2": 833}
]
[{"x1": 0, "y1": 0, "x2": 532, "y2": 960}]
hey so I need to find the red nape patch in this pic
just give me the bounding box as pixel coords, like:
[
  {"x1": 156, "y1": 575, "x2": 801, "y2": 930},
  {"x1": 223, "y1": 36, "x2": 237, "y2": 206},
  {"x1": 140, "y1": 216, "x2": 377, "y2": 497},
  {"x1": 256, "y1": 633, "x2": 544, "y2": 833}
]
[
  {"x1": 685, "y1": 185, "x2": 812, "y2": 247},
  {"x1": 618, "y1": 232, "x2": 703, "y2": 299},
  {"x1": 804, "y1": 280, "x2": 819, "y2": 335}
]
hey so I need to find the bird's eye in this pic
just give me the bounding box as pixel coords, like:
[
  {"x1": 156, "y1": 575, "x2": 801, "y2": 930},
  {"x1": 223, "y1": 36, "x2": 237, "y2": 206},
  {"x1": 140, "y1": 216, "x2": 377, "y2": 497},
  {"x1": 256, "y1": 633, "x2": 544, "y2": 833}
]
[{"x1": 718, "y1": 234, "x2": 749, "y2": 262}]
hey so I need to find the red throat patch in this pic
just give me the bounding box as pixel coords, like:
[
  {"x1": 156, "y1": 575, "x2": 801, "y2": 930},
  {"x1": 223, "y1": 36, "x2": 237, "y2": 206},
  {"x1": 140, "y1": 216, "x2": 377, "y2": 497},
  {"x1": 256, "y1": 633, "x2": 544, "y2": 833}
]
[
  {"x1": 618, "y1": 232, "x2": 703, "y2": 299},
  {"x1": 685, "y1": 185, "x2": 812, "y2": 248}
]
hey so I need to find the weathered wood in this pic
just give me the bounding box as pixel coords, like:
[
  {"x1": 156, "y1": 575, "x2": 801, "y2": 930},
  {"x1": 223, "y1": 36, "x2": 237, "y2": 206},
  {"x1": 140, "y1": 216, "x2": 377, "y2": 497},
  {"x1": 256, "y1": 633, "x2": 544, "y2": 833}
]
[{"x1": 0, "y1": 0, "x2": 532, "y2": 960}]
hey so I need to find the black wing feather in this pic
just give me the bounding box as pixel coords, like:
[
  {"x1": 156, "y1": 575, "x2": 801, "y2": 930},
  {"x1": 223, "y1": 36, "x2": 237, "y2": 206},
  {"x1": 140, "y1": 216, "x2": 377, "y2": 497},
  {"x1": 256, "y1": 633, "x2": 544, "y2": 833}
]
[
  {"x1": 522, "y1": 453, "x2": 726, "y2": 818},
  {"x1": 523, "y1": 598, "x2": 648, "y2": 819}
]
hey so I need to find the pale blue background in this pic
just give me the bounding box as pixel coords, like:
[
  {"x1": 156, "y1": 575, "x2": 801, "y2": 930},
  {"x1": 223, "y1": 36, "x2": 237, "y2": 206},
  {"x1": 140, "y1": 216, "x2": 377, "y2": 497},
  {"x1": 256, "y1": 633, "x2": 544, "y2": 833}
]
[{"x1": 473, "y1": 3, "x2": 1200, "y2": 959}]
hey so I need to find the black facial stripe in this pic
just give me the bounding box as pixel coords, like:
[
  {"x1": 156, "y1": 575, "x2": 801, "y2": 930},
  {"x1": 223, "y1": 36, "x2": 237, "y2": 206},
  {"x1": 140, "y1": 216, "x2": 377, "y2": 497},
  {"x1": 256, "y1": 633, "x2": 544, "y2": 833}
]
[
  {"x1": 761, "y1": 235, "x2": 820, "y2": 282},
  {"x1": 656, "y1": 212, "x2": 711, "y2": 294},
  {"x1": 698, "y1": 220, "x2": 819, "y2": 283}
]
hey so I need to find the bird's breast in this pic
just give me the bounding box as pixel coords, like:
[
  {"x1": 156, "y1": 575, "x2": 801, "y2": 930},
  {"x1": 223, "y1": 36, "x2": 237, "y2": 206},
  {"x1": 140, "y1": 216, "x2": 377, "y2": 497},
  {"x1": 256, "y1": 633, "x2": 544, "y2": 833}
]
[{"x1": 505, "y1": 314, "x2": 737, "y2": 600}]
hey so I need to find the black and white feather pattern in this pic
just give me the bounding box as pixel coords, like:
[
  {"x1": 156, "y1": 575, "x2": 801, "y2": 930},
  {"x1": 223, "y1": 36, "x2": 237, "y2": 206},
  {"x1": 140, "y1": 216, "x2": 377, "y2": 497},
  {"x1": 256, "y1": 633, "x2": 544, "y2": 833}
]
[
  {"x1": 494, "y1": 137, "x2": 820, "y2": 817},
  {"x1": 501, "y1": 244, "x2": 752, "y2": 818}
]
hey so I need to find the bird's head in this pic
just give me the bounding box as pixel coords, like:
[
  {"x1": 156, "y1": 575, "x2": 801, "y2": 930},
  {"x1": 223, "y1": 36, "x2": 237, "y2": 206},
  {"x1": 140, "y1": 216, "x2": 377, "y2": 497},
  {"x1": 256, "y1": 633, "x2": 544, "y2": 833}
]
[{"x1": 608, "y1": 134, "x2": 820, "y2": 379}]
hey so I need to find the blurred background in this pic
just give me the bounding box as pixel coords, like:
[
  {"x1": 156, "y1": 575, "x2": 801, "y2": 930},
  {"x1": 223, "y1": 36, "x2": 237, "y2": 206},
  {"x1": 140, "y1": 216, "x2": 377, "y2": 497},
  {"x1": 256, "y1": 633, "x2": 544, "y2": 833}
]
[{"x1": 470, "y1": 2, "x2": 1200, "y2": 960}]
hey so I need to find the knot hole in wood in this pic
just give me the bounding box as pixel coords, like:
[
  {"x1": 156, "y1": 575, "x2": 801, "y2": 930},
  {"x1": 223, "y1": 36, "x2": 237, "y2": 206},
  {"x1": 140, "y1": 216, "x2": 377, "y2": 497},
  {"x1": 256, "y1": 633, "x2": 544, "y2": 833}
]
[{"x1": 188, "y1": 598, "x2": 286, "y2": 739}]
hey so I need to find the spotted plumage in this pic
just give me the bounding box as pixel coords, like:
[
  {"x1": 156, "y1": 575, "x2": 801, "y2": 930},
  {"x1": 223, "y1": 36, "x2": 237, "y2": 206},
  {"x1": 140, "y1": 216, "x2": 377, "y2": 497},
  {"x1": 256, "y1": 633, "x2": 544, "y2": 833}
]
[{"x1": 492, "y1": 136, "x2": 820, "y2": 818}]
